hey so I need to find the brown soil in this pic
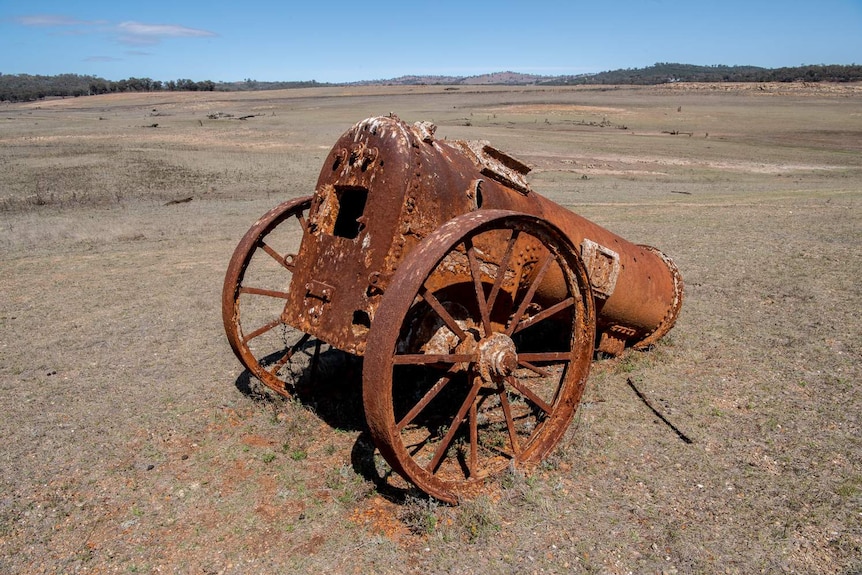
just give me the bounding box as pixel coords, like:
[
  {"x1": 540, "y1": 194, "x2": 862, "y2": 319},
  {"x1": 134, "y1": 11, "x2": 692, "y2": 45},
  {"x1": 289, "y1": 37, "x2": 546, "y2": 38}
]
[{"x1": 1, "y1": 84, "x2": 860, "y2": 574}]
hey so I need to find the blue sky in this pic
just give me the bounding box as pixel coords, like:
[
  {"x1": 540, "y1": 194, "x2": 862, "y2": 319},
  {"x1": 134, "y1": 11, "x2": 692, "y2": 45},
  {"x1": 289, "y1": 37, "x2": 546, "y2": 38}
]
[{"x1": 2, "y1": 0, "x2": 860, "y2": 82}]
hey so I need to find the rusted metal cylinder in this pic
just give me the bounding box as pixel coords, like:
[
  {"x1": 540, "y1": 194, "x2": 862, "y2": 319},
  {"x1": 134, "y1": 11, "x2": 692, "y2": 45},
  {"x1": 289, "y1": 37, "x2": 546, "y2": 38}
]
[
  {"x1": 282, "y1": 115, "x2": 682, "y2": 356},
  {"x1": 459, "y1": 177, "x2": 683, "y2": 355}
]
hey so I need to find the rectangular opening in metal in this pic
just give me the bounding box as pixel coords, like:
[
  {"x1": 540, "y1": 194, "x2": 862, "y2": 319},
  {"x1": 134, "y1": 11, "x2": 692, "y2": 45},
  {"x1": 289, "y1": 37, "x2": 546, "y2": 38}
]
[{"x1": 332, "y1": 186, "x2": 368, "y2": 239}]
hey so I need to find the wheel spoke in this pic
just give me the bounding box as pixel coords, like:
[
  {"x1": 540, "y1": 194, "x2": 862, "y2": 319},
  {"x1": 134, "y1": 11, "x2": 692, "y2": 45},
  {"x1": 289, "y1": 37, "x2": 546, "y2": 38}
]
[
  {"x1": 487, "y1": 229, "x2": 520, "y2": 314},
  {"x1": 512, "y1": 297, "x2": 575, "y2": 334},
  {"x1": 465, "y1": 239, "x2": 492, "y2": 337},
  {"x1": 239, "y1": 286, "x2": 291, "y2": 299},
  {"x1": 242, "y1": 317, "x2": 283, "y2": 343},
  {"x1": 497, "y1": 382, "x2": 521, "y2": 456},
  {"x1": 427, "y1": 376, "x2": 483, "y2": 473},
  {"x1": 505, "y1": 252, "x2": 554, "y2": 337},
  {"x1": 518, "y1": 360, "x2": 552, "y2": 378},
  {"x1": 396, "y1": 366, "x2": 459, "y2": 431},
  {"x1": 419, "y1": 287, "x2": 469, "y2": 342},
  {"x1": 505, "y1": 374, "x2": 554, "y2": 415},
  {"x1": 295, "y1": 212, "x2": 308, "y2": 232},
  {"x1": 266, "y1": 332, "x2": 312, "y2": 375},
  {"x1": 517, "y1": 351, "x2": 572, "y2": 363},
  {"x1": 258, "y1": 240, "x2": 290, "y2": 270},
  {"x1": 468, "y1": 396, "x2": 479, "y2": 476},
  {"x1": 392, "y1": 353, "x2": 474, "y2": 365}
]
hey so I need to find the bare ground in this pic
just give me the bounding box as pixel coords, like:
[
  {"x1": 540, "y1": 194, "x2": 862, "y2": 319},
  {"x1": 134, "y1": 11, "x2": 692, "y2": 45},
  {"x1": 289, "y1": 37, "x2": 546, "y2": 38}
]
[{"x1": 0, "y1": 84, "x2": 860, "y2": 574}]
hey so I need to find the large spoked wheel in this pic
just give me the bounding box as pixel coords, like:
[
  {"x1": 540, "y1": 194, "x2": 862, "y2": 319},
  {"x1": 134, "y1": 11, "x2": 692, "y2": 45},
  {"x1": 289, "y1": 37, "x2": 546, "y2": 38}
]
[
  {"x1": 222, "y1": 196, "x2": 317, "y2": 397},
  {"x1": 363, "y1": 210, "x2": 596, "y2": 504}
]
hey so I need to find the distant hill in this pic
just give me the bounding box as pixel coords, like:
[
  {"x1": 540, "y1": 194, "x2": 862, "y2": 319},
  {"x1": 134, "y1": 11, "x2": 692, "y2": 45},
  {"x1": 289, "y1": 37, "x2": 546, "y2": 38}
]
[
  {"x1": 359, "y1": 64, "x2": 862, "y2": 87},
  {"x1": 351, "y1": 71, "x2": 554, "y2": 86},
  {"x1": 215, "y1": 79, "x2": 332, "y2": 91},
  {"x1": 2, "y1": 63, "x2": 861, "y2": 102}
]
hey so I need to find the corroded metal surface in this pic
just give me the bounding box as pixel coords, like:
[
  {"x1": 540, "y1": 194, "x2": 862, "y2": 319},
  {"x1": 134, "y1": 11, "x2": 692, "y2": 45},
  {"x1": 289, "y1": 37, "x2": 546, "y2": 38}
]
[{"x1": 223, "y1": 115, "x2": 684, "y2": 501}]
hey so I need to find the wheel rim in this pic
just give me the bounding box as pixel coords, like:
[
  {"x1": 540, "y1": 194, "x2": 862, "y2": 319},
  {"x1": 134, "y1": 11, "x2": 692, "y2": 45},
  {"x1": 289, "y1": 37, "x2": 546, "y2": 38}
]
[
  {"x1": 363, "y1": 211, "x2": 596, "y2": 503},
  {"x1": 222, "y1": 196, "x2": 317, "y2": 396}
]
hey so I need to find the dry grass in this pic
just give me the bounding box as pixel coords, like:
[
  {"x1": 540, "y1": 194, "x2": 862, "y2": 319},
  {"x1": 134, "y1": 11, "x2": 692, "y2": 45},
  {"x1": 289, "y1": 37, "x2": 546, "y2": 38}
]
[{"x1": 0, "y1": 84, "x2": 860, "y2": 574}]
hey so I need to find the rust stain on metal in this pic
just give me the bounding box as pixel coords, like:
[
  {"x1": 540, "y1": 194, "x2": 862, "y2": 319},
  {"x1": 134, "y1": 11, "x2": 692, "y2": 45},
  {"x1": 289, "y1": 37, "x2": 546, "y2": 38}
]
[{"x1": 222, "y1": 115, "x2": 684, "y2": 504}]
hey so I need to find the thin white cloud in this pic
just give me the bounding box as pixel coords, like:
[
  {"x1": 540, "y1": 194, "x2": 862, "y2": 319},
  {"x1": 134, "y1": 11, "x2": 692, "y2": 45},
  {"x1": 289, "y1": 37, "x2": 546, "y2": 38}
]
[
  {"x1": 125, "y1": 50, "x2": 153, "y2": 57},
  {"x1": 12, "y1": 14, "x2": 216, "y2": 46},
  {"x1": 15, "y1": 14, "x2": 106, "y2": 27},
  {"x1": 117, "y1": 21, "x2": 216, "y2": 39},
  {"x1": 85, "y1": 56, "x2": 123, "y2": 62}
]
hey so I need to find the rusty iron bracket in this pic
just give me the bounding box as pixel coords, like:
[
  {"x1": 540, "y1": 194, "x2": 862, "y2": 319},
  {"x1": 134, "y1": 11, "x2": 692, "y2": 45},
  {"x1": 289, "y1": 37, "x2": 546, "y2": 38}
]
[{"x1": 580, "y1": 238, "x2": 621, "y2": 300}]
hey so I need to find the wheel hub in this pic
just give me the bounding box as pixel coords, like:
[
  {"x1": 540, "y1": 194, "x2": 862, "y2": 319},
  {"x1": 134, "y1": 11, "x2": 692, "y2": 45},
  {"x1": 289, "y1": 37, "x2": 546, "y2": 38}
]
[{"x1": 477, "y1": 333, "x2": 517, "y2": 383}]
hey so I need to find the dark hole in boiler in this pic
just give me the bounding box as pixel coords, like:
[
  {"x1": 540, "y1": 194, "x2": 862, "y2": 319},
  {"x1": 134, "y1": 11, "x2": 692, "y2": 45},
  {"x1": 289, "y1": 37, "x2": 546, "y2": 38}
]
[
  {"x1": 352, "y1": 310, "x2": 371, "y2": 329},
  {"x1": 333, "y1": 186, "x2": 368, "y2": 239}
]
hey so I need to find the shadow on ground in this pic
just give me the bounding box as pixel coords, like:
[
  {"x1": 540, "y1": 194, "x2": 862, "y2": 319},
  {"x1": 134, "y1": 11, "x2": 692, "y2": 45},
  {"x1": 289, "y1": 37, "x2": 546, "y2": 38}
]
[{"x1": 233, "y1": 352, "x2": 421, "y2": 503}]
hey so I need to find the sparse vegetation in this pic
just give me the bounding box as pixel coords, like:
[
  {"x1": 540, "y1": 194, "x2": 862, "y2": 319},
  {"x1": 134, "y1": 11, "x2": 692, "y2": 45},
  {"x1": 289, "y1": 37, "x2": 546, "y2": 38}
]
[
  {"x1": 399, "y1": 495, "x2": 440, "y2": 536},
  {"x1": 455, "y1": 495, "x2": 502, "y2": 542},
  {"x1": 0, "y1": 83, "x2": 859, "y2": 574}
]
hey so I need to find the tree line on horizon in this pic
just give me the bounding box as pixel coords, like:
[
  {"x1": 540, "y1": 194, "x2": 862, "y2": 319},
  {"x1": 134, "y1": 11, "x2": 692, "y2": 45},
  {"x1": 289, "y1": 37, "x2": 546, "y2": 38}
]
[
  {"x1": 0, "y1": 74, "x2": 218, "y2": 103},
  {"x1": 1, "y1": 63, "x2": 860, "y2": 103},
  {"x1": 540, "y1": 63, "x2": 862, "y2": 86}
]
